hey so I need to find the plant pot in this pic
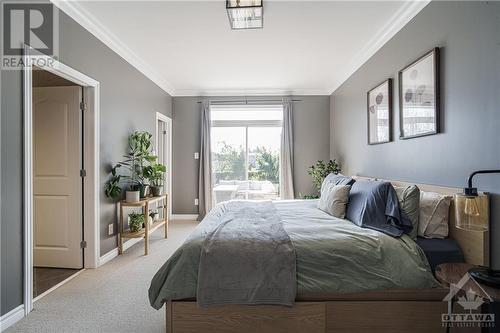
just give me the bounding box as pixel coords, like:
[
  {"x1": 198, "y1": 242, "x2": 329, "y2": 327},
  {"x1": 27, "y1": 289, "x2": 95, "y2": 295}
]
[
  {"x1": 139, "y1": 185, "x2": 149, "y2": 198},
  {"x1": 132, "y1": 185, "x2": 149, "y2": 198},
  {"x1": 151, "y1": 185, "x2": 163, "y2": 197},
  {"x1": 125, "y1": 190, "x2": 140, "y2": 202}
]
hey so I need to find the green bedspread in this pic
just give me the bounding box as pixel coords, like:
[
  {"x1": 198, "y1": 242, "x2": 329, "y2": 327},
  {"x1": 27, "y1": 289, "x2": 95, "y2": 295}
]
[{"x1": 149, "y1": 200, "x2": 439, "y2": 309}]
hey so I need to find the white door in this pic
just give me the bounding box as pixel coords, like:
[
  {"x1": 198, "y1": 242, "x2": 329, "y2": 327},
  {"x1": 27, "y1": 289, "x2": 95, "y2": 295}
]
[
  {"x1": 33, "y1": 86, "x2": 83, "y2": 269},
  {"x1": 156, "y1": 115, "x2": 172, "y2": 218}
]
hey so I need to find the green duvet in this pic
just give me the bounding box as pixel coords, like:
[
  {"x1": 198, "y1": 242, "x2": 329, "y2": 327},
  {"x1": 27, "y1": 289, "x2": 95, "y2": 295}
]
[{"x1": 149, "y1": 200, "x2": 439, "y2": 309}]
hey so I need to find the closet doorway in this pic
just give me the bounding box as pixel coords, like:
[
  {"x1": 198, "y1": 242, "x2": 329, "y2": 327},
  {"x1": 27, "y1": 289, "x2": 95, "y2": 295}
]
[
  {"x1": 32, "y1": 69, "x2": 84, "y2": 299},
  {"x1": 156, "y1": 112, "x2": 172, "y2": 219},
  {"x1": 23, "y1": 45, "x2": 101, "y2": 316}
]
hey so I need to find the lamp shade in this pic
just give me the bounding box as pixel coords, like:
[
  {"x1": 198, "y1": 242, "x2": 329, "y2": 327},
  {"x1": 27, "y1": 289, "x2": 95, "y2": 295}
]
[
  {"x1": 226, "y1": 0, "x2": 263, "y2": 29},
  {"x1": 454, "y1": 193, "x2": 489, "y2": 231}
]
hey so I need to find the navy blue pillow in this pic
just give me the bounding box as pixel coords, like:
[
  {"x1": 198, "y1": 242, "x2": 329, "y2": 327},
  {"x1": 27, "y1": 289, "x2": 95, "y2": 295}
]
[
  {"x1": 345, "y1": 180, "x2": 413, "y2": 237},
  {"x1": 416, "y1": 237, "x2": 465, "y2": 272}
]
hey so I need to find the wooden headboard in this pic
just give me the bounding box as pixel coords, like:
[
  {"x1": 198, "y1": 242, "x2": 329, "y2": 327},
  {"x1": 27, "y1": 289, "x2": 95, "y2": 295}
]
[{"x1": 354, "y1": 176, "x2": 489, "y2": 267}]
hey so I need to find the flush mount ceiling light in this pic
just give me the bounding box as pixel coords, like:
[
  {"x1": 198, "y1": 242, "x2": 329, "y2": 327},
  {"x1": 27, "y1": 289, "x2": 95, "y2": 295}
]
[{"x1": 226, "y1": 0, "x2": 263, "y2": 30}]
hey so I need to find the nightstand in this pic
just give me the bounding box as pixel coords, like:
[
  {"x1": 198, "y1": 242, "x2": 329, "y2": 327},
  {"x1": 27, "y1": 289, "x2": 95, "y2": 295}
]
[{"x1": 436, "y1": 263, "x2": 500, "y2": 333}]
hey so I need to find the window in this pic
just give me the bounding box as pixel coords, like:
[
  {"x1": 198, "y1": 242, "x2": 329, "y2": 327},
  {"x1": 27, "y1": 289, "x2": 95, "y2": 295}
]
[{"x1": 211, "y1": 104, "x2": 283, "y2": 205}]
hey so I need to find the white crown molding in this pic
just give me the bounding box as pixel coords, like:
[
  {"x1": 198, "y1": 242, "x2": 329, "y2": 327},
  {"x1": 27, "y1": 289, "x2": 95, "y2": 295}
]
[
  {"x1": 50, "y1": 0, "x2": 176, "y2": 96},
  {"x1": 52, "y1": 0, "x2": 428, "y2": 97},
  {"x1": 173, "y1": 88, "x2": 331, "y2": 97},
  {"x1": 327, "y1": 0, "x2": 431, "y2": 95},
  {"x1": 0, "y1": 305, "x2": 25, "y2": 332}
]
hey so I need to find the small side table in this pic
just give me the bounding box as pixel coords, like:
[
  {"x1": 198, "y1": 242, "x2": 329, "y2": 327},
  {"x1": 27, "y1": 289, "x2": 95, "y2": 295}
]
[
  {"x1": 119, "y1": 194, "x2": 168, "y2": 255},
  {"x1": 436, "y1": 263, "x2": 500, "y2": 333}
]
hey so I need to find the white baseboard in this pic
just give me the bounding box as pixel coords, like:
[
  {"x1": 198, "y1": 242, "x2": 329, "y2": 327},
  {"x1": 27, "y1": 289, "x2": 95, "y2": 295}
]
[
  {"x1": 98, "y1": 237, "x2": 143, "y2": 267},
  {"x1": 0, "y1": 305, "x2": 25, "y2": 332},
  {"x1": 171, "y1": 214, "x2": 199, "y2": 221}
]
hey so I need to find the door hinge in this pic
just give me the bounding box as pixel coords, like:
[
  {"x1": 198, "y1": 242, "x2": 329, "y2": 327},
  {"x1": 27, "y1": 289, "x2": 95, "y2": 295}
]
[
  {"x1": 80, "y1": 169, "x2": 87, "y2": 178},
  {"x1": 80, "y1": 102, "x2": 87, "y2": 111},
  {"x1": 80, "y1": 240, "x2": 87, "y2": 248}
]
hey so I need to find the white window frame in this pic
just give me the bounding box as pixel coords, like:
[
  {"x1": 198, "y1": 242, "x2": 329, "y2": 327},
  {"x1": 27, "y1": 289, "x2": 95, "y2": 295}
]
[{"x1": 211, "y1": 111, "x2": 283, "y2": 200}]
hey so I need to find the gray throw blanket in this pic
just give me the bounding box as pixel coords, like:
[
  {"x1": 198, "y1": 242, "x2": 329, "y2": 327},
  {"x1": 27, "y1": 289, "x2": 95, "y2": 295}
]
[{"x1": 197, "y1": 201, "x2": 296, "y2": 307}]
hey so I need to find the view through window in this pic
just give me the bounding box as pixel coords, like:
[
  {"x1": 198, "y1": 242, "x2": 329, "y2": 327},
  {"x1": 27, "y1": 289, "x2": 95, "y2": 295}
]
[{"x1": 211, "y1": 104, "x2": 283, "y2": 205}]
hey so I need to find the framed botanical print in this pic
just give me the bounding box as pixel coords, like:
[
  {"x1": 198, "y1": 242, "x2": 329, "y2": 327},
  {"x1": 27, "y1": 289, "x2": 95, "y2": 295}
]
[
  {"x1": 399, "y1": 47, "x2": 440, "y2": 139},
  {"x1": 367, "y1": 78, "x2": 392, "y2": 145}
]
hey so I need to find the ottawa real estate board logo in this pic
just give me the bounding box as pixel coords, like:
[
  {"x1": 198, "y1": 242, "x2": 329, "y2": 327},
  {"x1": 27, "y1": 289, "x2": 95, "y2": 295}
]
[
  {"x1": 1, "y1": 1, "x2": 59, "y2": 70},
  {"x1": 442, "y1": 272, "x2": 495, "y2": 329}
]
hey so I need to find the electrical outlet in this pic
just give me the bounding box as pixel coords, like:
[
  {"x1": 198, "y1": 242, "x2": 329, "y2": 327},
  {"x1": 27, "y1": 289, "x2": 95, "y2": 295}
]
[
  {"x1": 194, "y1": 152, "x2": 199, "y2": 160},
  {"x1": 108, "y1": 224, "x2": 114, "y2": 235},
  {"x1": 194, "y1": 198, "x2": 199, "y2": 206}
]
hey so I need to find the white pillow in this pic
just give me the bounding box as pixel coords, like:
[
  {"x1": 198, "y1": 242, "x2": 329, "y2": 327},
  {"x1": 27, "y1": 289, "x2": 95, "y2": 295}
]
[
  {"x1": 317, "y1": 183, "x2": 351, "y2": 218},
  {"x1": 418, "y1": 191, "x2": 452, "y2": 238}
]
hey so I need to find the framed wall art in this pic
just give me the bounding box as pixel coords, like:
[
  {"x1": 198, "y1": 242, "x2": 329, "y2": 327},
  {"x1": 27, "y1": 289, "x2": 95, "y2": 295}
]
[
  {"x1": 367, "y1": 78, "x2": 392, "y2": 145},
  {"x1": 399, "y1": 47, "x2": 440, "y2": 139}
]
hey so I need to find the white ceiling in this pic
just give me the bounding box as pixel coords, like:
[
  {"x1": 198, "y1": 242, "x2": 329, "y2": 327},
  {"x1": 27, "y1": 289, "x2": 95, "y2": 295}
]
[{"x1": 52, "y1": 1, "x2": 429, "y2": 96}]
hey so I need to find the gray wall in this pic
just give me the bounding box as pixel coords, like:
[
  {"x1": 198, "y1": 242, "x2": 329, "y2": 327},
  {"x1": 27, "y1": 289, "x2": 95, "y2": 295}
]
[
  {"x1": 172, "y1": 96, "x2": 330, "y2": 214},
  {"x1": 330, "y1": 1, "x2": 500, "y2": 267},
  {"x1": 0, "y1": 10, "x2": 172, "y2": 315}
]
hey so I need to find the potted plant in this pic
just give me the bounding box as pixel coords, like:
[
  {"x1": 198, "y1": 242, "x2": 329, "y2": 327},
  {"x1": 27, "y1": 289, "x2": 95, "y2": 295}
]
[
  {"x1": 104, "y1": 131, "x2": 156, "y2": 202},
  {"x1": 305, "y1": 159, "x2": 341, "y2": 198},
  {"x1": 144, "y1": 162, "x2": 166, "y2": 197},
  {"x1": 128, "y1": 212, "x2": 145, "y2": 233}
]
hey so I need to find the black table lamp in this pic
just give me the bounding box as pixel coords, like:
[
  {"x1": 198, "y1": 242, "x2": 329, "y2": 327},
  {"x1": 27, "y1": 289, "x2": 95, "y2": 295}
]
[{"x1": 454, "y1": 170, "x2": 500, "y2": 287}]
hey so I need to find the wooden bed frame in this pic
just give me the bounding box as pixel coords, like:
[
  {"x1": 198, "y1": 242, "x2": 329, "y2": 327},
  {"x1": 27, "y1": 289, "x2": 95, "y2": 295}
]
[{"x1": 165, "y1": 178, "x2": 489, "y2": 333}]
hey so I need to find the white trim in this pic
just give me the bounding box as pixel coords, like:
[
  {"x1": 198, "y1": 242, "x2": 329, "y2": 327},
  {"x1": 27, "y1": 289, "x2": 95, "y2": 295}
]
[
  {"x1": 212, "y1": 120, "x2": 282, "y2": 128},
  {"x1": 51, "y1": 0, "x2": 428, "y2": 97},
  {"x1": 171, "y1": 214, "x2": 199, "y2": 221},
  {"x1": 22, "y1": 47, "x2": 34, "y2": 316},
  {"x1": 50, "y1": 0, "x2": 175, "y2": 95},
  {"x1": 173, "y1": 88, "x2": 330, "y2": 97},
  {"x1": 98, "y1": 238, "x2": 143, "y2": 266},
  {"x1": 23, "y1": 45, "x2": 101, "y2": 316},
  {"x1": 155, "y1": 113, "x2": 173, "y2": 220},
  {"x1": 327, "y1": 0, "x2": 431, "y2": 94},
  {"x1": 0, "y1": 305, "x2": 25, "y2": 332},
  {"x1": 33, "y1": 269, "x2": 85, "y2": 303}
]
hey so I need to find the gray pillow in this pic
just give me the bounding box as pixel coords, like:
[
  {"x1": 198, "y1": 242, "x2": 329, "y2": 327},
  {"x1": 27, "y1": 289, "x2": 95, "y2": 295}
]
[
  {"x1": 323, "y1": 173, "x2": 355, "y2": 187},
  {"x1": 394, "y1": 185, "x2": 420, "y2": 240},
  {"x1": 317, "y1": 184, "x2": 351, "y2": 218},
  {"x1": 345, "y1": 180, "x2": 413, "y2": 237}
]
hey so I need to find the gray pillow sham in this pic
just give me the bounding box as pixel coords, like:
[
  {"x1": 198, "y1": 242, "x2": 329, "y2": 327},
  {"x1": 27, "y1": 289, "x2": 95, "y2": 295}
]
[
  {"x1": 317, "y1": 184, "x2": 351, "y2": 218},
  {"x1": 323, "y1": 173, "x2": 355, "y2": 187},
  {"x1": 394, "y1": 185, "x2": 420, "y2": 240}
]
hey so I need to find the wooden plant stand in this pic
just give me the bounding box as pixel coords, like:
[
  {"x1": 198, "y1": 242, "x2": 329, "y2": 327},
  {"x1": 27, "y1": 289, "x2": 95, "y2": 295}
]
[{"x1": 119, "y1": 194, "x2": 168, "y2": 255}]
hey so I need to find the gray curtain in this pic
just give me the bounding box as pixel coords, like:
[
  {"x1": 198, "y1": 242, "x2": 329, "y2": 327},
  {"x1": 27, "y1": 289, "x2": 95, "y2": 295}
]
[
  {"x1": 198, "y1": 99, "x2": 213, "y2": 220},
  {"x1": 280, "y1": 97, "x2": 295, "y2": 199}
]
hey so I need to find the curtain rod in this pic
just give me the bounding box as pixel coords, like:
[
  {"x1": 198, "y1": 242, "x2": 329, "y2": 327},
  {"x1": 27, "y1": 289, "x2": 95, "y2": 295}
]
[{"x1": 197, "y1": 99, "x2": 301, "y2": 104}]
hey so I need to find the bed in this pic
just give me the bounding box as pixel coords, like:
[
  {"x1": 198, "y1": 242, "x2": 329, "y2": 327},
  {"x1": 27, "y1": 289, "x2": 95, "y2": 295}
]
[{"x1": 150, "y1": 178, "x2": 488, "y2": 333}]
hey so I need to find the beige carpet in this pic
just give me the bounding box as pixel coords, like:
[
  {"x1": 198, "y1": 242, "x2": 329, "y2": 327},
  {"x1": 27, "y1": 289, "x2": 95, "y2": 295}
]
[{"x1": 7, "y1": 220, "x2": 198, "y2": 333}]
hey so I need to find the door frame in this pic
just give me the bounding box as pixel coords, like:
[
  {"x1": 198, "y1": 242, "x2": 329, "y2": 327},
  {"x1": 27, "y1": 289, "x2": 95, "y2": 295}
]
[
  {"x1": 155, "y1": 112, "x2": 172, "y2": 219},
  {"x1": 23, "y1": 45, "x2": 101, "y2": 315}
]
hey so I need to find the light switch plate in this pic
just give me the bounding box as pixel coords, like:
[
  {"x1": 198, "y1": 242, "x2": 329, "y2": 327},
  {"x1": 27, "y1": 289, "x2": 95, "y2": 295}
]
[
  {"x1": 194, "y1": 152, "x2": 199, "y2": 160},
  {"x1": 108, "y1": 224, "x2": 114, "y2": 235},
  {"x1": 194, "y1": 198, "x2": 199, "y2": 206}
]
